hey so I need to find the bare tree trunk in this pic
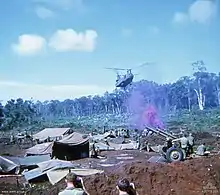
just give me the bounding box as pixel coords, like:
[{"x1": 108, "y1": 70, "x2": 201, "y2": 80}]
[
  {"x1": 218, "y1": 91, "x2": 220, "y2": 106},
  {"x1": 216, "y1": 86, "x2": 220, "y2": 107},
  {"x1": 194, "y1": 88, "x2": 205, "y2": 110},
  {"x1": 188, "y1": 88, "x2": 191, "y2": 112},
  {"x1": 104, "y1": 105, "x2": 108, "y2": 113},
  {"x1": 112, "y1": 104, "x2": 115, "y2": 114},
  {"x1": 194, "y1": 78, "x2": 205, "y2": 110},
  {"x1": 115, "y1": 102, "x2": 120, "y2": 114}
]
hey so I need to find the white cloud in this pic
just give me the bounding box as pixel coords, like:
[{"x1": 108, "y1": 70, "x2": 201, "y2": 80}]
[
  {"x1": 172, "y1": 12, "x2": 189, "y2": 24},
  {"x1": 12, "y1": 29, "x2": 98, "y2": 55},
  {"x1": 121, "y1": 28, "x2": 133, "y2": 37},
  {"x1": 0, "y1": 80, "x2": 113, "y2": 103},
  {"x1": 12, "y1": 34, "x2": 46, "y2": 56},
  {"x1": 48, "y1": 29, "x2": 98, "y2": 52},
  {"x1": 148, "y1": 26, "x2": 160, "y2": 34},
  {"x1": 35, "y1": 6, "x2": 55, "y2": 19},
  {"x1": 189, "y1": 0, "x2": 217, "y2": 24},
  {"x1": 172, "y1": 0, "x2": 217, "y2": 25}
]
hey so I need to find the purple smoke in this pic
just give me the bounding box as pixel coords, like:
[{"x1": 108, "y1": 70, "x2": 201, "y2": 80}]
[
  {"x1": 127, "y1": 90, "x2": 145, "y2": 129},
  {"x1": 142, "y1": 105, "x2": 164, "y2": 129},
  {"x1": 127, "y1": 90, "x2": 164, "y2": 130}
]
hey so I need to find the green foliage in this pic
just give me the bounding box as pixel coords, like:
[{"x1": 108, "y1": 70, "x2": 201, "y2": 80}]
[
  {"x1": 166, "y1": 109, "x2": 220, "y2": 132},
  {"x1": 1, "y1": 98, "x2": 37, "y2": 131},
  {"x1": 1, "y1": 69, "x2": 220, "y2": 133},
  {"x1": 0, "y1": 103, "x2": 4, "y2": 128}
]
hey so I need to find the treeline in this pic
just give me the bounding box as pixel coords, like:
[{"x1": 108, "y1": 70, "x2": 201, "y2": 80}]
[{"x1": 0, "y1": 61, "x2": 220, "y2": 130}]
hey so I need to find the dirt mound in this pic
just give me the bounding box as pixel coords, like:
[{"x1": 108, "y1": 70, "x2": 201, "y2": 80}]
[
  {"x1": 84, "y1": 156, "x2": 220, "y2": 195},
  {"x1": 194, "y1": 132, "x2": 218, "y2": 147},
  {"x1": 195, "y1": 131, "x2": 214, "y2": 139},
  {"x1": 0, "y1": 142, "x2": 31, "y2": 156}
]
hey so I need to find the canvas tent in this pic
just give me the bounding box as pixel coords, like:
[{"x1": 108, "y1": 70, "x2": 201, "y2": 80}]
[
  {"x1": 0, "y1": 156, "x2": 19, "y2": 173},
  {"x1": 108, "y1": 141, "x2": 137, "y2": 150},
  {"x1": 22, "y1": 159, "x2": 75, "y2": 182},
  {"x1": 4, "y1": 155, "x2": 51, "y2": 167},
  {"x1": 33, "y1": 128, "x2": 72, "y2": 142},
  {"x1": 47, "y1": 168, "x2": 104, "y2": 185},
  {"x1": 37, "y1": 159, "x2": 75, "y2": 172},
  {"x1": 26, "y1": 132, "x2": 89, "y2": 161},
  {"x1": 26, "y1": 142, "x2": 53, "y2": 156},
  {"x1": 52, "y1": 132, "x2": 90, "y2": 161},
  {"x1": 92, "y1": 132, "x2": 111, "y2": 141},
  {"x1": 94, "y1": 142, "x2": 115, "y2": 151},
  {"x1": 23, "y1": 162, "x2": 103, "y2": 185}
]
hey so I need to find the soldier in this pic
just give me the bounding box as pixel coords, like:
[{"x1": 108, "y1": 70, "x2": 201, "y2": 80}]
[
  {"x1": 196, "y1": 143, "x2": 207, "y2": 156},
  {"x1": 172, "y1": 134, "x2": 189, "y2": 158},
  {"x1": 90, "y1": 143, "x2": 101, "y2": 158},
  {"x1": 187, "y1": 133, "x2": 194, "y2": 155},
  {"x1": 166, "y1": 137, "x2": 172, "y2": 148},
  {"x1": 179, "y1": 134, "x2": 188, "y2": 157},
  {"x1": 58, "y1": 172, "x2": 89, "y2": 195},
  {"x1": 116, "y1": 178, "x2": 138, "y2": 195},
  {"x1": 126, "y1": 129, "x2": 130, "y2": 138},
  {"x1": 10, "y1": 133, "x2": 15, "y2": 144},
  {"x1": 140, "y1": 140, "x2": 150, "y2": 151}
]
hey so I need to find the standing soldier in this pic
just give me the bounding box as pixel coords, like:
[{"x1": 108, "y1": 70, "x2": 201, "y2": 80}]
[
  {"x1": 10, "y1": 133, "x2": 15, "y2": 144},
  {"x1": 187, "y1": 133, "x2": 194, "y2": 155},
  {"x1": 172, "y1": 134, "x2": 189, "y2": 159}
]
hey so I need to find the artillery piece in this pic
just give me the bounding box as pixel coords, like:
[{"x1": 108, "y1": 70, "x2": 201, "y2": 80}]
[{"x1": 145, "y1": 126, "x2": 185, "y2": 163}]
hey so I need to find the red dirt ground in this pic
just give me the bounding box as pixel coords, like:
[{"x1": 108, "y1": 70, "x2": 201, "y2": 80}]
[
  {"x1": 1, "y1": 154, "x2": 220, "y2": 195},
  {"x1": 83, "y1": 155, "x2": 220, "y2": 195},
  {"x1": 1, "y1": 132, "x2": 220, "y2": 195}
]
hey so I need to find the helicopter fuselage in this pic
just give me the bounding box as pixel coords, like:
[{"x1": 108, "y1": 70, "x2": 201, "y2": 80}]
[
  {"x1": 106, "y1": 62, "x2": 151, "y2": 90},
  {"x1": 116, "y1": 74, "x2": 134, "y2": 88}
]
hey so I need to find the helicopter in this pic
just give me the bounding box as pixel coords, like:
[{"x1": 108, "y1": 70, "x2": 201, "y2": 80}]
[{"x1": 105, "y1": 62, "x2": 153, "y2": 90}]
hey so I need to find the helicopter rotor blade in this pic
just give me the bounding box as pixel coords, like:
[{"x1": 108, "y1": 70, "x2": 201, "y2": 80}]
[
  {"x1": 105, "y1": 61, "x2": 155, "y2": 72},
  {"x1": 132, "y1": 62, "x2": 155, "y2": 70},
  {"x1": 105, "y1": 67, "x2": 127, "y2": 71}
]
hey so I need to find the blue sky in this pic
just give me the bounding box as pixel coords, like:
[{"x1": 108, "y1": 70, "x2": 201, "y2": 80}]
[{"x1": 0, "y1": 0, "x2": 219, "y2": 102}]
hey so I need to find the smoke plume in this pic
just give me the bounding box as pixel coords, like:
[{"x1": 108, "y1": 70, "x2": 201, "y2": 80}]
[{"x1": 127, "y1": 89, "x2": 164, "y2": 130}]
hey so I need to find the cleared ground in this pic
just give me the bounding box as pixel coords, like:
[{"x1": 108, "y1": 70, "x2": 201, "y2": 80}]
[{"x1": 0, "y1": 132, "x2": 220, "y2": 195}]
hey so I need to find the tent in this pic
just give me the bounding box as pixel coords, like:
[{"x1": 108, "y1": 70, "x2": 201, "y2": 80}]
[
  {"x1": 23, "y1": 162, "x2": 103, "y2": 185},
  {"x1": 33, "y1": 128, "x2": 72, "y2": 142},
  {"x1": 26, "y1": 142, "x2": 53, "y2": 156},
  {"x1": 23, "y1": 159, "x2": 75, "y2": 182},
  {"x1": 52, "y1": 132, "x2": 90, "y2": 161},
  {"x1": 37, "y1": 159, "x2": 75, "y2": 172},
  {"x1": 0, "y1": 156, "x2": 19, "y2": 173},
  {"x1": 93, "y1": 142, "x2": 115, "y2": 151},
  {"x1": 108, "y1": 141, "x2": 137, "y2": 150},
  {"x1": 26, "y1": 132, "x2": 89, "y2": 161},
  {"x1": 92, "y1": 132, "x2": 111, "y2": 141},
  {"x1": 47, "y1": 168, "x2": 104, "y2": 185},
  {"x1": 4, "y1": 155, "x2": 51, "y2": 167}
]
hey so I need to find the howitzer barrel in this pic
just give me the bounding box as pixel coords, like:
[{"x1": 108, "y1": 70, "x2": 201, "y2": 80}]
[
  {"x1": 156, "y1": 127, "x2": 177, "y2": 139},
  {"x1": 145, "y1": 126, "x2": 177, "y2": 140}
]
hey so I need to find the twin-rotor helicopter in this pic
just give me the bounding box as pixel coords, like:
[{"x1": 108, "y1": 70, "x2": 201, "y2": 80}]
[{"x1": 105, "y1": 62, "x2": 154, "y2": 90}]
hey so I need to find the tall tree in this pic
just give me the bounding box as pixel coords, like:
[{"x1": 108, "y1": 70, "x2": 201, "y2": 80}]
[{"x1": 192, "y1": 60, "x2": 207, "y2": 110}]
